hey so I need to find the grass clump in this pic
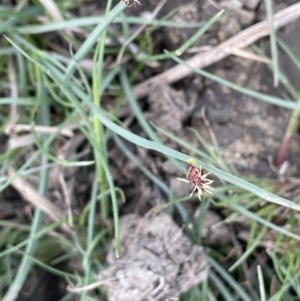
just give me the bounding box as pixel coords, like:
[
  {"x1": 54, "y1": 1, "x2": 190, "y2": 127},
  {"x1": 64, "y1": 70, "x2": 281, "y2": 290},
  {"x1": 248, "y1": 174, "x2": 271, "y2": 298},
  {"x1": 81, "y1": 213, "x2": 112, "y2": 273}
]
[{"x1": 0, "y1": 0, "x2": 300, "y2": 300}]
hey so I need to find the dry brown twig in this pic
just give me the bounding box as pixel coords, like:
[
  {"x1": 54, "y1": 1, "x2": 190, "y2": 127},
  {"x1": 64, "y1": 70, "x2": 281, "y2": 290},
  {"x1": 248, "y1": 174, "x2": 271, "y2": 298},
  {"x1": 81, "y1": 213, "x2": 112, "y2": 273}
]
[
  {"x1": 7, "y1": 168, "x2": 63, "y2": 222},
  {"x1": 58, "y1": 170, "x2": 73, "y2": 227},
  {"x1": 54, "y1": 134, "x2": 86, "y2": 228},
  {"x1": 8, "y1": 125, "x2": 74, "y2": 150},
  {"x1": 11, "y1": 125, "x2": 74, "y2": 137},
  {"x1": 7, "y1": 168, "x2": 72, "y2": 233},
  {"x1": 67, "y1": 279, "x2": 116, "y2": 293},
  {"x1": 228, "y1": 48, "x2": 272, "y2": 64},
  {"x1": 132, "y1": 2, "x2": 300, "y2": 99}
]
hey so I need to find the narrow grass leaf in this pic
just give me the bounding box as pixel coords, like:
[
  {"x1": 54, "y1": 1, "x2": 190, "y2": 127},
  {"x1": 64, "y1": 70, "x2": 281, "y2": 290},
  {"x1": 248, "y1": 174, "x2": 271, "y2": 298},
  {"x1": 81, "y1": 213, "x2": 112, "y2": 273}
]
[
  {"x1": 209, "y1": 257, "x2": 252, "y2": 301},
  {"x1": 2, "y1": 98, "x2": 49, "y2": 301},
  {"x1": 230, "y1": 203, "x2": 300, "y2": 241},
  {"x1": 252, "y1": 44, "x2": 298, "y2": 100},
  {"x1": 64, "y1": 3, "x2": 124, "y2": 81},
  {"x1": 0, "y1": 97, "x2": 37, "y2": 105},
  {"x1": 15, "y1": 17, "x2": 204, "y2": 35},
  {"x1": 228, "y1": 224, "x2": 268, "y2": 272},
  {"x1": 176, "y1": 10, "x2": 224, "y2": 56},
  {"x1": 120, "y1": 67, "x2": 185, "y2": 172},
  {"x1": 209, "y1": 271, "x2": 235, "y2": 301},
  {"x1": 15, "y1": 250, "x2": 78, "y2": 280},
  {"x1": 170, "y1": 54, "x2": 300, "y2": 110},
  {"x1": 264, "y1": 0, "x2": 279, "y2": 86},
  {"x1": 113, "y1": 134, "x2": 171, "y2": 196},
  {"x1": 86, "y1": 100, "x2": 300, "y2": 211},
  {"x1": 258, "y1": 265, "x2": 267, "y2": 301},
  {"x1": 277, "y1": 38, "x2": 300, "y2": 72}
]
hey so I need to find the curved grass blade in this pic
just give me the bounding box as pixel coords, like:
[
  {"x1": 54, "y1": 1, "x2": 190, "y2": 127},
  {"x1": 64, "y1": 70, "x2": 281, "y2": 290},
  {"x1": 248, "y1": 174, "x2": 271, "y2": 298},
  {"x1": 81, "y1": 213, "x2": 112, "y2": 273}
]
[
  {"x1": 258, "y1": 265, "x2": 267, "y2": 301},
  {"x1": 85, "y1": 100, "x2": 300, "y2": 211},
  {"x1": 264, "y1": 0, "x2": 279, "y2": 87},
  {"x1": 209, "y1": 257, "x2": 252, "y2": 301},
  {"x1": 170, "y1": 54, "x2": 300, "y2": 110},
  {"x1": 2, "y1": 94, "x2": 49, "y2": 301},
  {"x1": 15, "y1": 17, "x2": 204, "y2": 35},
  {"x1": 113, "y1": 134, "x2": 171, "y2": 196},
  {"x1": 64, "y1": 3, "x2": 124, "y2": 81}
]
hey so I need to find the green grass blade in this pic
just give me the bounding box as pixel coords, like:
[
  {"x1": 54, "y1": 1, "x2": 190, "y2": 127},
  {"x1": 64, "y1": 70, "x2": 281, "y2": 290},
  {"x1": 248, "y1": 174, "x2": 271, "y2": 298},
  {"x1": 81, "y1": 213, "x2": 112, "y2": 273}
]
[
  {"x1": 277, "y1": 38, "x2": 300, "y2": 72},
  {"x1": 85, "y1": 100, "x2": 300, "y2": 211},
  {"x1": 113, "y1": 134, "x2": 171, "y2": 196},
  {"x1": 228, "y1": 223, "x2": 268, "y2": 272},
  {"x1": 2, "y1": 211, "x2": 43, "y2": 301},
  {"x1": 230, "y1": 203, "x2": 300, "y2": 241},
  {"x1": 209, "y1": 271, "x2": 235, "y2": 301},
  {"x1": 264, "y1": 0, "x2": 279, "y2": 86},
  {"x1": 252, "y1": 44, "x2": 298, "y2": 100},
  {"x1": 120, "y1": 67, "x2": 184, "y2": 172},
  {"x1": 209, "y1": 257, "x2": 252, "y2": 301},
  {"x1": 170, "y1": 54, "x2": 300, "y2": 110},
  {"x1": 0, "y1": 97, "x2": 37, "y2": 105},
  {"x1": 120, "y1": 68, "x2": 159, "y2": 143},
  {"x1": 15, "y1": 249, "x2": 78, "y2": 280},
  {"x1": 2, "y1": 84, "x2": 49, "y2": 301},
  {"x1": 137, "y1": 9, "x2": 224, "y2": 61},
  {"x1": 152, "y1": 124, "x2": 213, "y2": 163},
  {"x1": 258, "y1": 265, "x2": 267, "y2": 301},
  {"x1": 64, "y1": 3, "x2": 124, "y2": 81},
  {"x1": 176, "y1": 10, "x2": 224, "y2": 56},
  {"x1": 15, "y1": 17, "x2": 204, "y2": 35},
  {"x1": 81, "y1": 175, "x2": 98, "y2": 301}
]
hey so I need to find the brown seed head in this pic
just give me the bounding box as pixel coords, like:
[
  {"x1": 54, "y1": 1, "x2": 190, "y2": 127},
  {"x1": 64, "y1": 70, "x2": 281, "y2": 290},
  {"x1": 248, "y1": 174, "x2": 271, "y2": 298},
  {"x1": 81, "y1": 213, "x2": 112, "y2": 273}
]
[
  {"x1": 177, "y1": 164, "x2": 214, "y2": 201},
  {"x1": 121, "y1": 0, "x2": 141, "y2": 7}
]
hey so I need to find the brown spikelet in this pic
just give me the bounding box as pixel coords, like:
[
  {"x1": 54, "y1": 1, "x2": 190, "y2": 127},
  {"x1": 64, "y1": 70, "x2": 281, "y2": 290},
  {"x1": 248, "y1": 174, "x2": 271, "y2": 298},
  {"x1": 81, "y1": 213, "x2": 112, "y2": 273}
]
[{"x1": 177, "y1": 164, "x2": 214, "y2": 201}]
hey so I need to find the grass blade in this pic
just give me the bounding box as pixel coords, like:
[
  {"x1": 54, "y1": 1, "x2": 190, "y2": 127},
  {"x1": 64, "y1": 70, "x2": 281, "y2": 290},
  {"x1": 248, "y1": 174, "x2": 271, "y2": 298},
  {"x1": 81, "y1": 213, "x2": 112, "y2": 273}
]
[
  {"x1": 86, "y1": 100, "x2": 300, "y2": 211},
  {"x1": 258, "y1": 265, "x2": 267, "y2": 301},
  {"x1": 64, "y1": 3, "x2": 124, "y2": 81},
  {"x1": 170, "y1": 54, "x2": 300, "y2": 110},
  {"x1": 264, "y1": 0, "x2": 279, "y2": 86}
]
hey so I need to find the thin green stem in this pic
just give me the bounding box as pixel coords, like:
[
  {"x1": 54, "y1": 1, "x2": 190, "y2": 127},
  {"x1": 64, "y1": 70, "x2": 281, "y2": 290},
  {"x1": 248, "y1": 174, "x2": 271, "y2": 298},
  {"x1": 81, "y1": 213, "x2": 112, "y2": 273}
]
[
  {"x1": 92, "y1": 0, "x2": 114, "y2": 222},
  {"x1": 264, "y1": 0, "x2": 279, "y2": 86},
  {"x1": 2, "y1": 63, "x2": 49, "y2": 301}
]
